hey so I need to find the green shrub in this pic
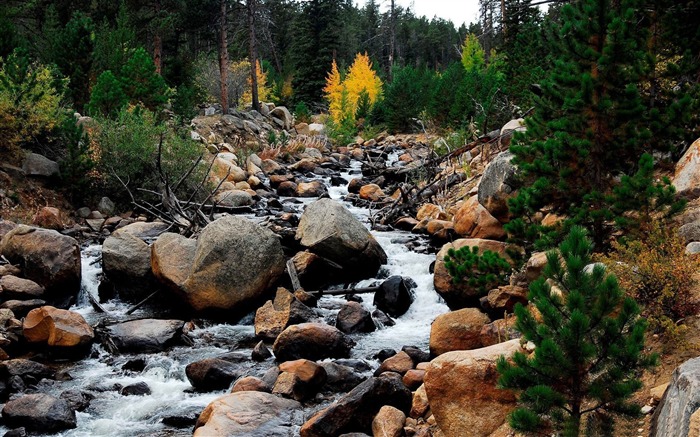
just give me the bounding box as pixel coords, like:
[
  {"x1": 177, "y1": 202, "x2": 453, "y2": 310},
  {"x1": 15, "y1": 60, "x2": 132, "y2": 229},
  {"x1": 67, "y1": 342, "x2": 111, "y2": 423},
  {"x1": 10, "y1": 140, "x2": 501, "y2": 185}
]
[
  {"x1": 88, "y1": 70, "x2": 128, "y2": 117},
  {"x1": 444, "y1": 246, "x2": 511, "y2": 295},
  {"x1": 294, "y1": 101, "x2": 312, "y2": 124},
  {"x1": 59, "y1": 118, "x2": 95, "y2": 202}
]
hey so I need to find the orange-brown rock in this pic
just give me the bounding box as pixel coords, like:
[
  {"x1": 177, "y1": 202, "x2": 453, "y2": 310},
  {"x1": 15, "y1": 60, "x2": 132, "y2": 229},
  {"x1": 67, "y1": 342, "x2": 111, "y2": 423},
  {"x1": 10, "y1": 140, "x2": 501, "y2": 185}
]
[
  {"x1": 410, "y1": 384, "x2": 430, "y2": 418},
  {"x1": 376, "y1": 351, "x2": 414, "y2": 376},
  {"x1": 254, "y1": 288, "x2": 314, "y2": 341},
  {"x1": 279, "y1": 359, "x2": 327, "y2": 387},
  {"x1": 359, "y1": 184, "x2": 385, "y2": 202},
  {"x1": 429, "y1": 308, "x2": 490, "y2": 356},
  {"x1": 296, "y1": 181, "x2": 327, "y2": 197},
  {"x1": 31, "y1": 207, "x2": 63, "y2": 230},
  {"x1": 416, "y1": 204, "x2": 446, "y2": 221},
  {"x1": 673, "y1": 137, "x2": 700, "y2": 199},
  {"x1": 424, "y1": 340, "x2": 521, "y2": 437},
  {"x1": 151, "y1": 233, "x2": 196, "y2": 291},
  {"x1": 372, "y1": 405, "x2": 406, "y2": 437},
  {"x1": 485, "y1": 285, "x2": 528, "y2": 313},
  {"x1": 426, "y1": 220, "x2": 453, "y2": 236},
  {"x1": 230, "y1": 376, "x2": 270, "y2": 393},
  {"x1": 23, "y1": 306, "x2": 94, "y2": 348},
  {"x1": 453, "y1": 195, "x2": 505, "y2": 240},
  {"x1": 479, "y1": 318, "x2": 521, "y2": 347},
  {"x1": 402, "y1": 369, "x2": 425, "y2": 389}
]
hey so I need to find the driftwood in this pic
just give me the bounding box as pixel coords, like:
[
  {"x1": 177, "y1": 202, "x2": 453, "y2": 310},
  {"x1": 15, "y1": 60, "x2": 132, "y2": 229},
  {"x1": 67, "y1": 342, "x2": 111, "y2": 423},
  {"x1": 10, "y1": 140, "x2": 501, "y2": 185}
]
[{"x1": 125, "y1": 290, "x2": 160, "y2": 315}]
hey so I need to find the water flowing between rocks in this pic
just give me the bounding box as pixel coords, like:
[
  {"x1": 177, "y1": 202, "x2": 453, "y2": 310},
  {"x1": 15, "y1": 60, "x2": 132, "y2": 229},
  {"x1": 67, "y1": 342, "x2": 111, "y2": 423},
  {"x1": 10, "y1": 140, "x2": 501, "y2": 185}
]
[{"x1": 2, "y1": 157, "x2": 449, "y2": 437}]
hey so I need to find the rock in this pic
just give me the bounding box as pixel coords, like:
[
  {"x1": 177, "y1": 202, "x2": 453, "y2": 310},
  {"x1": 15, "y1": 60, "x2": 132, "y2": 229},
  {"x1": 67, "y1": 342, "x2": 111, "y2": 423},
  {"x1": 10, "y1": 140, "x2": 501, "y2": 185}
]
[
  {"x1": 1, "y1": 227, "x2": 81, "y2": 299},
  {"x1": 296, "y1": 181, "x2": 327, "y2": 197},
  {"x1": 23, "y1": 306, "x2": 94, "y2": 349},
  {"x1": 0, "y1": 359, "x2": 53, "y2": 380},
  {"x1": 22, "y1": 153, "x2": 59, "y2": 178},
  {"x1": 85, "y1": 218, "x2": 105, "y2": 231},
  {"x1": 31, "y1": 207, "x2": 63, "y2": 230},
  {"x1": 296, "y1": 199, "x2": 387, "y2": 281},
  {"x1": 524, "y1": 252, "x2": 548, "y2": 283},
  {"x1": 0, "y1": 299, "x2": 46, "y2": 318},
  {"x1": 114, "y1": 222, "x2": 170, "y2": 240},
  {"x1": 296, "y1": 123, "x2": 311, "y2": 135},
  {"x1": 373, "y1": 276, "x2": 415, "y2": 318},
  {"x1": 254, "y1": 288, "x2": 315, "y2": 341},
  {"x1": 194, "y1": 391, "x2": 301, "y2": 437},
  {"x1": 2, "y1": 394, "x2": 76, "y2": 433},
  {"x1": 375, "y1": 351, "x2": 414, "y2": 376},
  {"x1": 433, "y1": 239, "x2": 511, "y2": 309},
  {"x1": 271, "y1": 106, "x2": 294, "y2": 130},
  {"x1": 430, "y1": 308, "x2": 491, "y2": 356},
  {"x1": 402, "y1": 369, "x2": 425, "y2": 390},
  {"x1": 498, "y1": 118, "x2": 526, "y2": 148},
  {"x1": 252, "y1": 341, "x2": 273, "y2": 361},
  {"x1": 687, "y1": 242, "x2": 700, "y2": 255},
  {"x1": 213, "y1": 190, "x2": 254, "y2": 207},
  {"x1": 673, "y1": 138, "x2": 700, "y2": 199},
  {"x1": 372, "y1": 405, "x2": 405, "y2": 437},
  {"x1": 359, "y1": 184, "x2": 385, "y2": 202},
  {"x1": 59, "y1": 389, "x2": 92, "y2": 412},
  {"x1": 416, "y1": 204, "x2": 446, "y2": 221},
  {"x1": 300, "y1": 373, "x2": 411, "y2": 437},
  {"x1": 291, "y1": 159, "x2": 319, "y2": 173},
  {"x1": 169, "y1": 216, "x2": 285, "y2": 312},
  {"x1": 320, "y1": 362, "x2": 366, "y2": 392},
  {"x1": 261, "y1": 159, "x2": 283, "y2": 175},
  {"x1": 292, "y1": 250, "x2": 343, "y2": 290},
  {"x1": 273, "y1": 322, "x2": 355, "y2": 361},
  {"x1": 121, "y1": 381, "x2": 151, "y2": 396},
  {"x1": 102, "y1": 230, "x2": 152, "y2": 298},
  {"x1": 650, "y1": 383, "x2": 669, "y2": 402},
  {"x1": 151, "y1": 232, "x2": 196, "y2": 293},
  {"x1": 453, "y1": 195, "x2": 506, "y2": 240},
  {"x1": 652, "y1": 356, "x2": 700, "y2": 436},
  {"x1": 479, "y1": 318, "x2": 521, "y2": 347},
  {"x1": 484, "y1": 285, "x2": 528, "y2": 313},
  {"x1": 424, "y1": 340, "x2": 520, "y2": 437},
  {"x1": 277, "y1": 181, "x2": 298, "y2": 196},
  {"x1": 309, "y1": 123, "x2": 325, "y2": 135},
  {"x1": 212, "y1": 157, "x2": 247, "y2": 183},
  {"x1": 477, "y1": 151, "x2": 518, "y2": 221},
  {"x1": 336, "y1": 301, "x2": 375, "y2": 334},
  {"x1": 97, "y1": 197, "x2": 115, "y2": 216},
  {"x1": 0, "y1": 276, "x2": 44, "y2": 299},
  {"x1": 410, "y1": 384, "x2": 429, "y2": 419},
  {"x1": 186, "y1": 358, "x2": 241, "y2": 391},
  {"x1": 76, "y1": 207, "x2": 91, "y2": 219},
  {"x1": 231, "y1": 376, "x2": 270, "y2": 393},
  {"x1": 274, "y1": 359, "x2": 327, "y2": 401},
  {"x1": 0, "y1": 220, "x2": 17, "y2": 240},
  {"x1": 107, "y1": 319, "x2": 184, "y2": 353}
]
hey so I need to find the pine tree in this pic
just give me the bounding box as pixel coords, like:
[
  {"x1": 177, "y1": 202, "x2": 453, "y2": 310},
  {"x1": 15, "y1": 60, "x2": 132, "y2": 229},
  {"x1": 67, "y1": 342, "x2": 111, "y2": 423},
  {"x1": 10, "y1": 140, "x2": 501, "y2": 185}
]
[
  {"x1": 88, "y1": 70, "x2": 128, "y2": 117},
  {"x1": 497, "y1": 226, "x2": 656, "y2": 436},
  {"x1": 119, "y1": 47, "x2": 169, "y2": 110}
]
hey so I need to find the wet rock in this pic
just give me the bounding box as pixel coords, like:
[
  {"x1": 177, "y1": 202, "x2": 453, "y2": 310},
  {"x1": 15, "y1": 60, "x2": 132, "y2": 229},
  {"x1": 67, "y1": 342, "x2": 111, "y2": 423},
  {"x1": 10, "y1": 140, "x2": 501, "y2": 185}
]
[
  {"x1": 31, "y1": 207, "x2": 63, "y2": 230},
  {"x1": 296, "y1": 199, "x2": 387, "y2": 281},
  {"x1": 299, "y1": 373, "x2": 411, "y2": 437},
  {"x1": 2, "y1": 394, "x2": 76, "y2": 433},
  {"x1": 292, "y1": 251, "x2": 344, "y2": 290},
  {"x1": 23, "y1": 306, "x2": 94, "y2": 349},
  {"x1": 291, "y1": 159, "x2": 319, "y2": 173},
  {"x1": 375, "y1": 351, "x2": 414, "y2": 376},
  {"x1": 277, "y1": 181, "x2": 298, "y2": 196},
  {"x1": 0, "y1": 276, "x2": 44, "y2": 300},
  {"x1": 372, "y1": 309, "x2": 395, "y2": 327},
  {"x1": 254, "y1": 288, "x2": 315, "y2": 341},
  {"x1": 401, "y1": 346, "x2": 430, "y2": 364},
  {"x1": 102, "y1": 230, "x2": 152, "y2": 299},
  {"x1": 424, "y1": 339, "x2": 520, "y2": 437},
  {"x1": 430, "y1": 308, "x2": 490, "y2": 356},
  {"x1": 296, "y1": 181, "x2": 327, "y2": 197},
  {"x1": 186, "y1": 358, "x2": 242, "y2": 391},
  {"x1": 336, "y1": 301, "x2": 375, "y2": 334},
  {"x1": 107, "y1": 319, "x2": 184, "y2": 353},
  {"x1": 273, "y1": 322, "x2": 355, "y2": 361},
  {"x1": 162, "y1": 413, "x2": 198, "y2": 428},
  {"x1": 373, "y1": 276, "x2": 414, "y2": 318},
  {"x1": 359, "y1": 184, "x2": 385, "y2": 202},
  {"x1": 0, "y1": 359, "x2": 53, "y2": 381},
  {"x1": 3, "y1": 427, "x2": 26, "y2": 437},
  {"x1": 477, "y1": 151, "x2": 519, "y2": 221},
  {"x1": 22, "y1": 153, "x2": 59, "y2": 178},
  {"x1": 372, "y1": 405, "x2": 405, "y2": 437},
  {"x1": 121, "y1": 358, "x2": 147, "y2": 372},
  {"x1": 251, "y1": 340, "x2": 273, "y2": 361},
  {"x1": 320, "y1": 362, "x2": 366, "y2": 392},
  {"x1": 150, "y1": 232, "x2": 196, "y2": 294},
  {"x1": 279, "y1": 359, "x2": 326, "y2": 390},
  {"x1": 374, "y1": 349, "x2": 397, "y2": 362},
  {"x1": 213, "y1": 190, "x2": 254, "y2": 207},
  {"x1": 121, "y1": 381, "x2": 151, "y2": 396},
  {"x1": 453, "y1": 195, "x2": 506, "y2": 240},
  {"x1": 194, "y1": 391, "x2": 301, "y2": 437},
  {"x1": 231, "y1": 376, "x2": 270, "y2": 393},
  {"x1": 261, "y1": 159, "x2": 283, "y2": 175},
  {"x1": 1, "y1": 226, "x2": 81, "y2": 299},
  {"x1": 59, "y1": 389, "x2": 92, "y2": 412}
]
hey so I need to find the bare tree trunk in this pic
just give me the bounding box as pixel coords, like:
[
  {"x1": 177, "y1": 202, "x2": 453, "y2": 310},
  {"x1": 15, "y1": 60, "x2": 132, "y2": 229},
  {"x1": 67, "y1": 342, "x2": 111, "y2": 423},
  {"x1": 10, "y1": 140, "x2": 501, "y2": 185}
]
[
  {"x1": 153, "y1": 0, "x2": 163, "y2": 74},
  {"x1": 247, "y1": 0, "x2": 260, "y2": 111},
  {"x1": 219, "y1": 0, "x2": 229, "y2": 112},
  {"x1": 388, "y1": 0, "x2": 395, "y2": 81}
]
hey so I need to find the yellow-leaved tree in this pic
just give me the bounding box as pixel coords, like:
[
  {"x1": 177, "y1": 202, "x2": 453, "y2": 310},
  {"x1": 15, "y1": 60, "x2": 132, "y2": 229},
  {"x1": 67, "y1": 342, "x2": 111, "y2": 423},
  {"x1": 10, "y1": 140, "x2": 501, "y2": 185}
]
[
  {"x1": 323, "y1": 53, "x2": 382, "y2": 124},
  {"x1": 241, "y1": 60, "x2": 274, "y2": 108},
  {"x1": 324, "y1": 59, "x2": 343, "y2": 122}
]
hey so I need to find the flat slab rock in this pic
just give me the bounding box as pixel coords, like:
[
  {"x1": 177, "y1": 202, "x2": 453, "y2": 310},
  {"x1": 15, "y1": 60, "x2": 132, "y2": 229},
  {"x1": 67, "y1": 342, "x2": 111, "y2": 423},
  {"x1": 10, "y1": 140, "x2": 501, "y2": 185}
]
[{"x1": 107, "y1": 319, "x2": 184, "y2": 353}]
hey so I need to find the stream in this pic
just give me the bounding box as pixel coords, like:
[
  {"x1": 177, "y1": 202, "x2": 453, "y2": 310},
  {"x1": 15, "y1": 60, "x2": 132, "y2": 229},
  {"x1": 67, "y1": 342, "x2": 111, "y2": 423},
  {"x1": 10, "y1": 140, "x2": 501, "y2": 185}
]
[{"x1": 2, "y1": 157, "x2": 449, "y2": 437}]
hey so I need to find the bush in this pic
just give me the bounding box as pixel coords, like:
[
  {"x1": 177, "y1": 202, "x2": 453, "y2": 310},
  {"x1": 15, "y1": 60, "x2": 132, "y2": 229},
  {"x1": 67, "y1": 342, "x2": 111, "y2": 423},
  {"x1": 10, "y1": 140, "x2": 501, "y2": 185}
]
[
  {"x1": 88, "y1": 70, "x2": 128, "y2": 117},
  {"x1": 59, "y1": 118, "x2": 95, "y2": 202},
  {"x1": 294, "y1": 101, "x2": 312, "y2": 124},
  {"x1": 444, "y1": 246, "x2": 511, "y2": 295},
  {"x1": 599, "y1": 221, "x2": 700, "y2": 346}
]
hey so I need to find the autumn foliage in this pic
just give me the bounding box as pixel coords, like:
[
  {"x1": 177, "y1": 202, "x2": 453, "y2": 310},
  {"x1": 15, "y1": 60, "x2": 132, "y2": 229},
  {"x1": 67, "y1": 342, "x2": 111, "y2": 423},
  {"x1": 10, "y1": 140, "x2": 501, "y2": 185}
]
[{"x1": 324, "y1": 53, "x2": 382, "y2": 125}]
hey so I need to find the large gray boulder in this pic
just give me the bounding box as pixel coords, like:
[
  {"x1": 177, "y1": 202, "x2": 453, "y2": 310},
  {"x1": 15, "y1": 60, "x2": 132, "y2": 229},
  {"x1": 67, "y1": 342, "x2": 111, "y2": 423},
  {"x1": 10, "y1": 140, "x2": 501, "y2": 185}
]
[
  {"x1": 22, "y1": 153, "x2": 59, "y2": 177},
  {"x1": 195, "y1": 391, "x2": 301, "y2": 437},
  {"x1": 0, "y1": 226, "x2": 81, "y2": 300},
  {"x1": 2, "y1": 393, "x2": 76, "y2": 433},
  {"x1": 296, "y1": 199, "x2": 387, "y2": 281},
  {"x1": 102, "y1": 230, "x2": 153, "y2": 300},
  {"x1": 652, "y1": 356, "x2": 700, "y2": 436},
  {"x1": 477, "y1": 151, "x2": 519, "y2": 221},
  {"x1": 270, "y1": 106, "x2": 293, "y2": 130},
  {"x1": 673, "y1": 137, "x2": 700, "y2": 199}
]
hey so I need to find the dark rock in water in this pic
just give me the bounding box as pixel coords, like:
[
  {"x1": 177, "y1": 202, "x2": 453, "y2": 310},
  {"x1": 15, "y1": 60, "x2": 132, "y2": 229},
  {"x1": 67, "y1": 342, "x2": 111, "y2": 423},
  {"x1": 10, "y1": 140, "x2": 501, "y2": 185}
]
[
  {"x1": 121, "y1": 358, "x2": 147, "y2": 372},
  {"x1": 186, "y1": 358, "x2": 241, "y2": 391},
  {"x1": 59, "y1": 389, "x2": 93, "y2": 411},
  {"x1": 107, "y1": 319, "x2": 184, "y2": 353},
  {"x1": 0, "y1": 359, "x2": 54, "y2": 381},
  {"x1": 262, "y1": 366, "x2": 281, "y2": 388},
  {"x1": 371, "y1": 309, "x2": 395, "y2": 327},
  {"x1": 373, "y1": 276, "x2": 415, "y2": 318},
  {"x1": 2, "y1": 393, "x2": 76, "y2": 433},
  {"x1": 162, "y1": 413, "x2": 198, "y2": 428},
  {"x1": 299, "y1": 373, "x2": 412, "y2": 436},
  {"x1": 330, "y1": 175, "x2": 347, "y2": 187},
  {"x1": 0, "y1": 299, "x2": 46, "y2": 318},
  {"x1": 344, "y1": 294, "x2": 363, "y2": 303},
  {"x1": 272, "y1": 323, "x2": 355, "y2": 361},
  {"x1": 401, "y1": 346, "x2": 430, "y2": 364},
  {"x1": 121, "y1": 381, "x2": 151, "y2": 396},
  {"x1": 251, "y1": 341, "x2": 272, "y2": 361},
  {"x1": 3, "y1": 427, "x2": 26, "y2": 437},
  {"x1": 373, "y1": 349, "x2": 397, "y2": 362},
  {"x1": 335, "y1": 359, "x2": 372, "y2": 373},
  {"x1": 8, "y1": 376, "x2": 24, "y2": 393},
  {"x1": 277, "y1": 181, "x2": 298, "y2": 197},
  {"x1": 336, "y1": 302, "x2": 375, "y2": 334},
  {"x1": 321, "y1": 362, "x2": 366, "y2": 392}
]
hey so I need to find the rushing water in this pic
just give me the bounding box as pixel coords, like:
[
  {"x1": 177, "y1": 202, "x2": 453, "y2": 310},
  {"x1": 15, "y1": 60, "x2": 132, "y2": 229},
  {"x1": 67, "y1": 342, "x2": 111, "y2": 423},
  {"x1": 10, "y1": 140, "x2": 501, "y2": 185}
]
[{"x1": 3, "y1": 156, "x2": 449, "y2": 437}]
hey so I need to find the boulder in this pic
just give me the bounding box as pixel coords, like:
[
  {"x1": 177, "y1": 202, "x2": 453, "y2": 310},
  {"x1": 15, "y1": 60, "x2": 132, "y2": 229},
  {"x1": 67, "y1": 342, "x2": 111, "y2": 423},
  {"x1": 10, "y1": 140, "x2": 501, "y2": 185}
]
[
  {"x1": 373, "y1": 276, "x2": 415, "y2": 318},
  {"x1": 299, "y1": 373, "x2": 411, "y2": 437},
  {"x1": 194, "y1": 391, "x2": 301, "y2": 437},
  {"x1": 251, "y1": 340, "x2": 273, "y2": 361},
  {"x1": 23, "y1": 306, "x2": 94, "y2": 349},
  {"x1": 402, "y1": 369, "x2": 425, "y2": 390},
  {"x1": 97, "y1": 197, "x2": 115, "y2": 216},
  {"x1": 254, "y1": 288, "x2": 315, "y2": 341},
  {"x1": 270, "y1": 106, "x2": 294, "y2": 130},
  {"x1": 375, "y1": 351, "x2": 414, "y2": 376},
  {"x1": 1, "y1": 299, "x2": 45, "y2": 318},
  {"x1": 453, "y1": 195, "x2": 506, "y2": 240},
  {"x1": 433, "y1": 239, "x2": 511, "y2": 310},
  {"x1": 424, "y1": 339, "x2": 520, "y2": 437},
  {"x1": 673, "y1": 137, "x2": 700, "y2": 199},
  {"x1": 114, "y1": 221, "x2": 170, "y2": 240},
  {"x1": 1, "y1": 226, "x2": 81, "y2": 299},
  {"x1": 261, "y1": 159, "x2": 283, "y2": 175},
  {"x1": 277, "y1": 181, "x2": 298, "y2": 196},
  {"x1": 296, "y1": 199, "x2": 387, "y2": 280},
  {"x1": 31, "y1": 207, "x2": 63, "y2": 230},
  {"x1": 151, "y1": 232, "x2": 196, "y2": 292},
  {"x1": 2, "y1": 394, "x2": 76, "y2": 433},
  {"x1": 309, "y1": 123, "x2": 325, "y2": 135},
  {"x1": 416, "y1": 204, "x2": 447, "y2": 221},
  {"x1": 186, "y1": 358, "x2": 241, "y2": 391},
  {"x1": 102, "y1": 230, "x2": 152, "y2": 298},
  {"x1": 0, "y1": 359, "x2": 53, "y2": 380},
  {"x1": 121, "y1": 381, "x2": 151, "y2": 396},
  {"x1": 0, "y1": 275, "x2": 44, "y2": 299},
  {"x1": 107, "y1": 319, "x2": 184, "y2": 353},
  {"x1": 479, "y1": 318, "x2": 521, "y2": 347},
  {"x1": 296, "y1": 181, "x2": 327, "y2": 197},
  {"x1": 359, "y1": 184, "x2": 385, "y2": 202},
  {"x1": 22, "y1": 153, "x2": 59, "y2": 178},
  {"x1": 336, "y1": 301, "x2": 375, "y2": 334},
  {"x1": 652, "y1": 356, "x2": 700, "y2": 436},
  {"x1": 477, "y1": 151, "x2": 518, "y2": 221},
  {"x1": 212, "y1": 157, "x2": 247, "y2": 183},
  {"x1": 320, "y1": 361, "x2": 366, "y2": 392},
  {"x1": 292, "y1": 250, "x2": 343, "y2": 290},
  {"x1": 169, "y1": 216, "x2": 285, "y2": 312},
  {"x1": 273, "y1": 322, "x2": 355, "y2": 361},
  {"x1": 290, "y1": 158, "x2": 319, "y2": 173},
  {"x1": 679, "y1": 222, "x2": 700, "y2": 244},
  {"x1": 274, "y1": 359, "x2": 327, "y2": 401},
  {"x1": 213, "y1": 190, "x2": 254, "y2": 207},
  {"x1": 483, "y1": 285, "x2": 528, "y2": 313},
  {"x1": 372, "y1": 405, "x2": 405, "y2": 437},
  {"x1": 231, "y1": 376, "x2": 270, "y2": 393},
  {"x1": 430, "y1": 308, "x2": 491, "y2": 356}
]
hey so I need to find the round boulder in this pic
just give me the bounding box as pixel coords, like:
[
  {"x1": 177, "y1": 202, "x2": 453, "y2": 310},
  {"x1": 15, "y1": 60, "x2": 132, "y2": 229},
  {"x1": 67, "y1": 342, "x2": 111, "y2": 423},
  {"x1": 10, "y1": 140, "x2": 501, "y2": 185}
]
[
  {"x1": 430, "y1": 308, "x2": 491, "y2": 356},
  {"x1": 186, "y1": 358, "x2": 241, "y2": 391},
  {"x1": 2, "y1": 393, "x2": 76, "y2": 433},
  {"x1": 273, "y1": 322, "x2": 355, "y2": 361},
  {"x1": 23, "y1": 306, "x2": 94, "y2": 349},
  {"x1": 336, "y1": 301, "x2": 375, "y2": 334}
]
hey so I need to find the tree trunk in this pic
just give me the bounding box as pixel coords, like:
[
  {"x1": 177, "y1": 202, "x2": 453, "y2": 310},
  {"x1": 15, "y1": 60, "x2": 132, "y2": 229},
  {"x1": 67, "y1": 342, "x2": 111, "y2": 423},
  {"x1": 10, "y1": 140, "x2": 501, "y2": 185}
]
[
  {"x1": 388, "y1": 0, "x2": 395, "y2": 81},
  {"x1": 218, "y1": 0, "x2": 229, "y2": 112},
  {"x1": 154, "y1": 34, "x2": 162, "y2": 74},
  {"x1": 248, "y1": 0, "x2": 260, "y2": 111}
]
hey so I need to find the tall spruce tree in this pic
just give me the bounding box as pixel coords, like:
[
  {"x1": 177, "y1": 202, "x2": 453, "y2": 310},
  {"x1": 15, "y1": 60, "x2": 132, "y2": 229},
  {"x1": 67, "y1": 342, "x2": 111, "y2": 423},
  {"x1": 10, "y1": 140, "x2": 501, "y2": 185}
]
[
  {"x1": 497, "y1": 226, "x2": 656, "y2": 436},
  {"x1": 506, "y1": 0, "x2": 678, "y2": 248}
]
